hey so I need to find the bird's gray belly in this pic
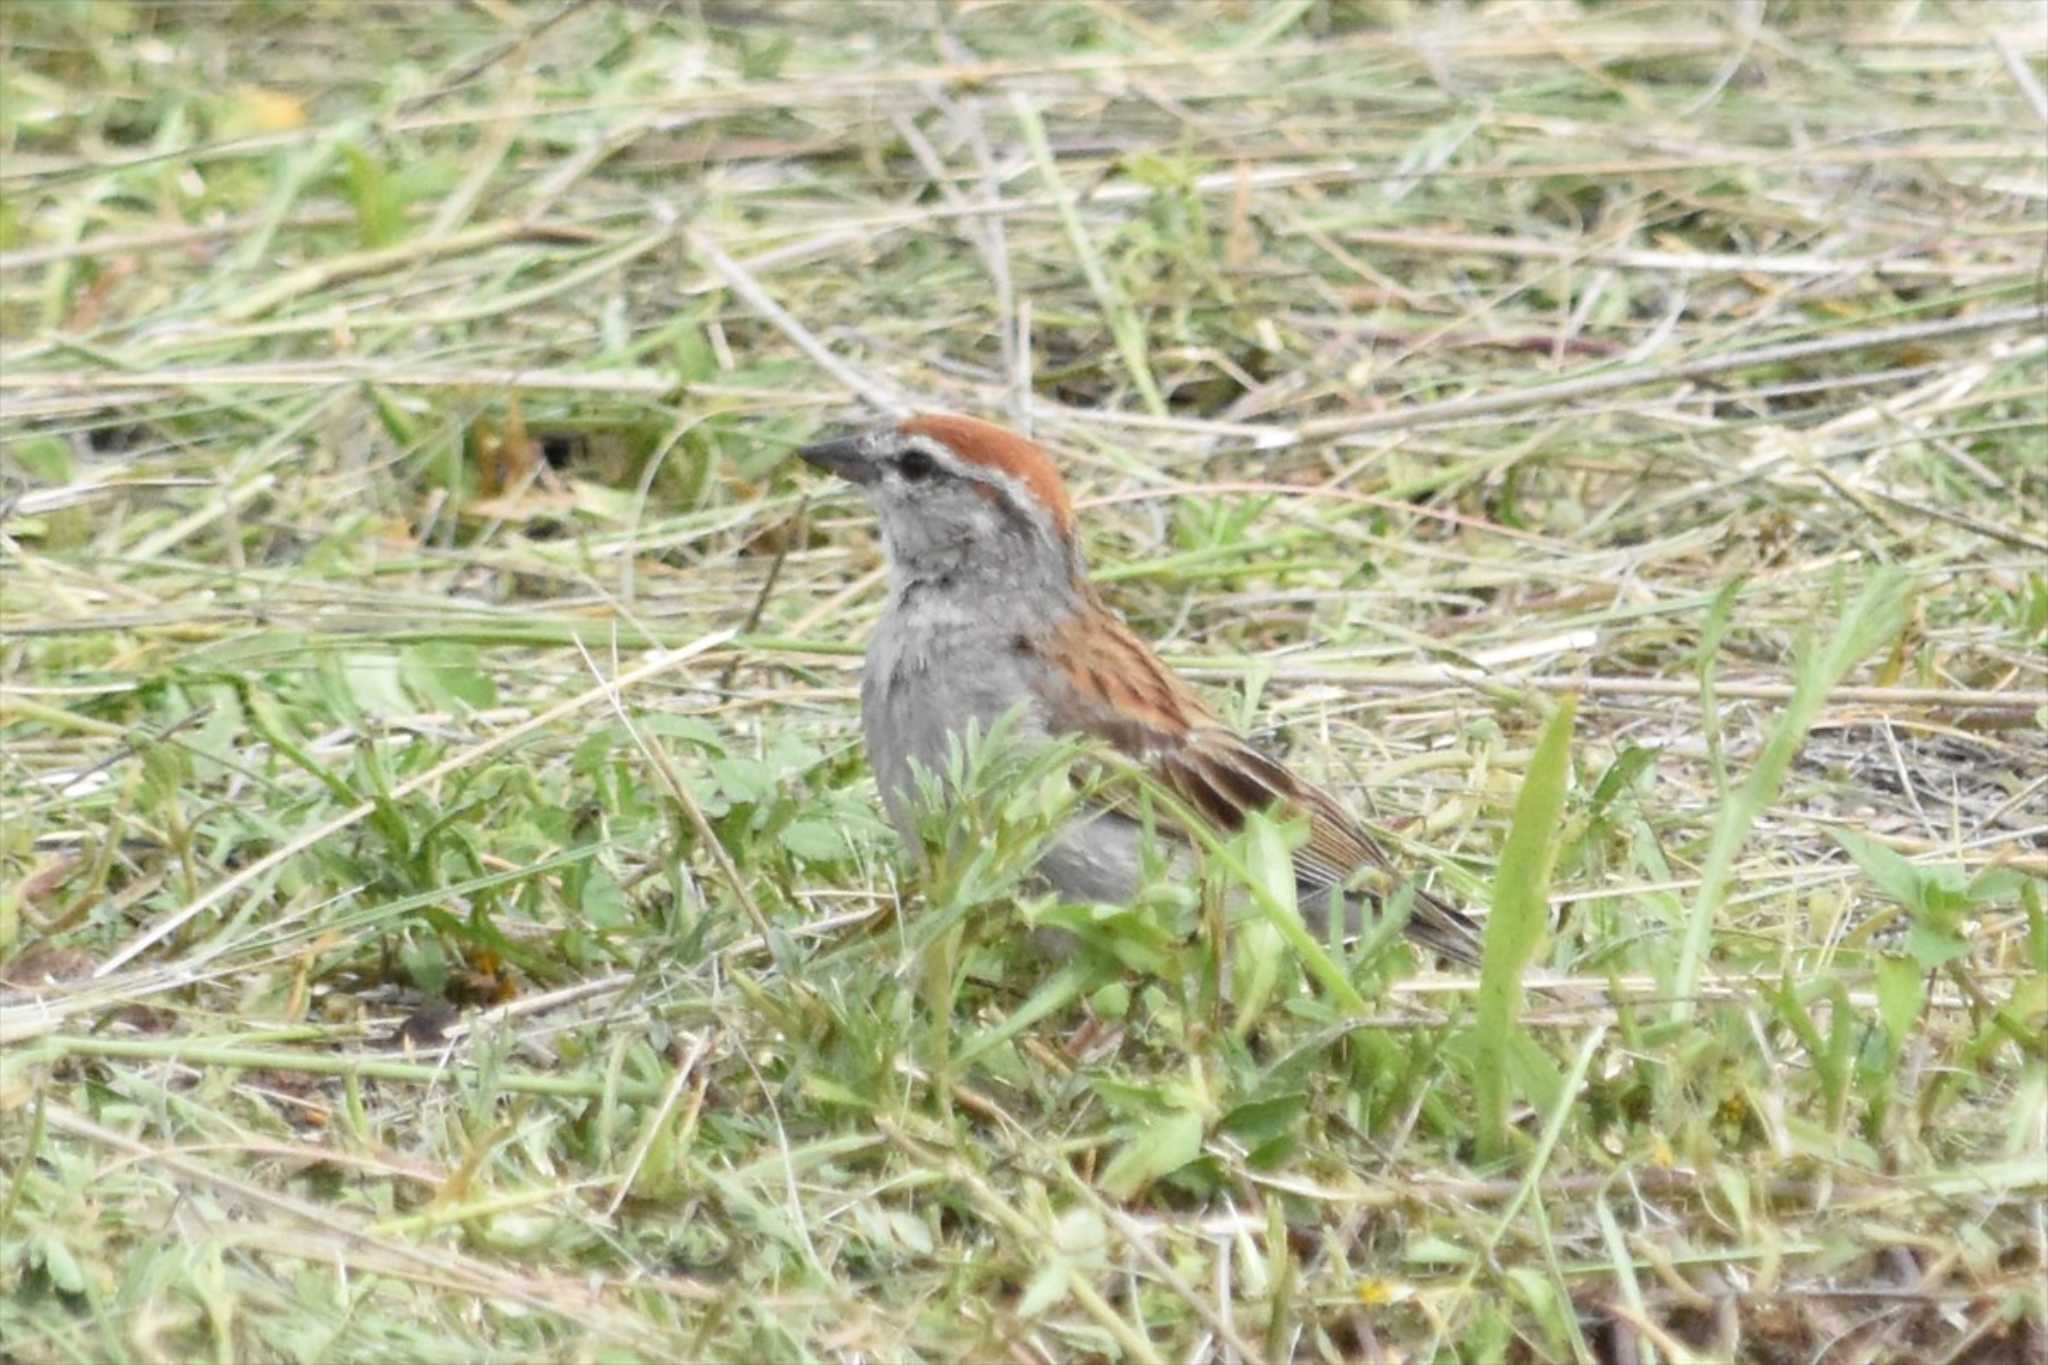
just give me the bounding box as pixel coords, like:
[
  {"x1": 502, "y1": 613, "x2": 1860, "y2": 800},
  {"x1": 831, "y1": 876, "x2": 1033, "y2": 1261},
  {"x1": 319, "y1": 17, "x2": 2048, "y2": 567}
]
[
  {"x1": 862, "y1": 615, "x2": 1145, "y2": 902},
  {"x1": 862, "y1": 618, "x2": 1029, "y2": 835},
  {"x1": 1034, "y1": 810, "x2": 1146, "y2": 902}
]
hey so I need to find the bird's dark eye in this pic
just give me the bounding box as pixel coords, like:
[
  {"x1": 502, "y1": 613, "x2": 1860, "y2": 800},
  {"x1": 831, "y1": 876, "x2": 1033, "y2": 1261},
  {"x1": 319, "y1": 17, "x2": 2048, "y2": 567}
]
[{"x1": 897, "y1": 449, "x2": 938, "y2": 482}]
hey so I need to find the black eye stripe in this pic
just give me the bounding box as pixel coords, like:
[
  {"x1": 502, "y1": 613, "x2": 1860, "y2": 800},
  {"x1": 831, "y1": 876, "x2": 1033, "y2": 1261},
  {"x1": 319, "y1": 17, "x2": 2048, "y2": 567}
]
[{"x1": 897, "y1": 449, "x2": 938, "y2": 481}]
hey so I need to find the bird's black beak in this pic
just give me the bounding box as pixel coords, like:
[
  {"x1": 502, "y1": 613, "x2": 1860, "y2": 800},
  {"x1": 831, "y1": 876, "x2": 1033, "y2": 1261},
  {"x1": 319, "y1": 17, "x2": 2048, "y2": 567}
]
[{"x1": 796, "y1": 434, "x2": 879, "y2": 486}]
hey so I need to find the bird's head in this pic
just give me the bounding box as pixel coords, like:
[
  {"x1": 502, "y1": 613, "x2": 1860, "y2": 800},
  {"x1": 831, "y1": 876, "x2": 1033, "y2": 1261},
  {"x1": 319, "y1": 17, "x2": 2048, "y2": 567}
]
[{"x1": 798, "y1": 413, "x2": 1085, "y2": 593}]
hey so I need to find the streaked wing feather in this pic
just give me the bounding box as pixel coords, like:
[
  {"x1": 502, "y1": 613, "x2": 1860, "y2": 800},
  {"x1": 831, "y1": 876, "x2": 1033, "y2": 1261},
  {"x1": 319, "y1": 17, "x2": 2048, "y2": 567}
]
[{"x1": 1030, "y1": 606, "x2": 1480, "y2": 963}]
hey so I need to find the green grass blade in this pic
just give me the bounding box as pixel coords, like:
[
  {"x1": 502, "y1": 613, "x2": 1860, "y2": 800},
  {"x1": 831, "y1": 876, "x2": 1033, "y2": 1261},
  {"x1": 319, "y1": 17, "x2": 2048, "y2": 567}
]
[
  {"x1": 1475, "y1": 695, "x2": 1577, "y2": 1164},
  {"x1": 1667, "y1": 568, "x2": 1911, "y2": 1026}
]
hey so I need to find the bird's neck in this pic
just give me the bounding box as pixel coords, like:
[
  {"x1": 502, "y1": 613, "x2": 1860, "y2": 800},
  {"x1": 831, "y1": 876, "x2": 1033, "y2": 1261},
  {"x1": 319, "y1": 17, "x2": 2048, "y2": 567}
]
[
  {"x1": 886, "y1": 540, "x2": 1086, "y2": 625},
  {"x1": 887, "y1": 522, "x2": 1087, "y2": 604}
]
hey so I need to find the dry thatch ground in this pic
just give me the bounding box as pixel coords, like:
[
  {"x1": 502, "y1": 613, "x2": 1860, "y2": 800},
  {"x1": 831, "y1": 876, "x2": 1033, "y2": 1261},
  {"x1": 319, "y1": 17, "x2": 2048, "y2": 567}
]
[{"x1": 2, "y1": 3, "x2": 2044, "y2": 1361}]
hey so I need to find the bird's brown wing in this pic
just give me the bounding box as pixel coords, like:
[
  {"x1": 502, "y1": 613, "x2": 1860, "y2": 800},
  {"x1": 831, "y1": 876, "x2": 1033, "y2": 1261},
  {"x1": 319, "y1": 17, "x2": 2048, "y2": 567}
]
[{"x1": 1029, "y1": 608, "x2": 1481, "y2": 964}]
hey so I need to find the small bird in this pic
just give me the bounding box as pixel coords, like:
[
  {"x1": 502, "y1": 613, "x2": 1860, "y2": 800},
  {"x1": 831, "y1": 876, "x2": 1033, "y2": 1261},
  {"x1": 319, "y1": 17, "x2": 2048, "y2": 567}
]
[{"x1": 798, "y1": 413, "x2": 1480, "y2": 964}]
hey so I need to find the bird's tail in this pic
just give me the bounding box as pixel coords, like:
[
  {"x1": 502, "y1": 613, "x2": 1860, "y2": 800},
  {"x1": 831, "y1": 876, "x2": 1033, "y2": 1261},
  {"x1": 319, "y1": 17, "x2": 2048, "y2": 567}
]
[
  {"x1": 1305, "y1": 877, "x2": 1484, "y2": 966},
  {"x1": 1398, "y1": 882, "x2": 1484, "y2": 966}
]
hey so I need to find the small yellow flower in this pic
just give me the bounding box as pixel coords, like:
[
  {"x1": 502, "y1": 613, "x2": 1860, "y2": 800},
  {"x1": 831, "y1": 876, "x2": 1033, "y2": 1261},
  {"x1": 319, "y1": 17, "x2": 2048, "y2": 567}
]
[{"x1": 1356, "y1": 1277, "x2": 1413, "y2": 1307}]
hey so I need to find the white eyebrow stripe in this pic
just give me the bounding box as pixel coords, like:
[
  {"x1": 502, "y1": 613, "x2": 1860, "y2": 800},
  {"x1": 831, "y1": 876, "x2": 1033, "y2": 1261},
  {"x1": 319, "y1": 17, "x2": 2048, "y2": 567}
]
[{"x1": 904, "y1": 433, "x2": 1052, "y2": 526}]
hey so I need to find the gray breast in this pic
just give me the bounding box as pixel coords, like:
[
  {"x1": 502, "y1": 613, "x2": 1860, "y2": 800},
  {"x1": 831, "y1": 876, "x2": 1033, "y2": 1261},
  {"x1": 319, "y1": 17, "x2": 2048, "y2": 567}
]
[{"x1": 862, "y1": 603, "x2": 1043, "y2": 840}]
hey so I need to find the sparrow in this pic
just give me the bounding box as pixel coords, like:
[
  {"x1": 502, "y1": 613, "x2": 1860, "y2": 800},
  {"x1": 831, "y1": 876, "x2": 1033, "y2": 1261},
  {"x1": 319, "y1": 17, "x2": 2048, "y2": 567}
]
[{"x1": 798, "y1": 412, "x2": 1481, "y2": 964}]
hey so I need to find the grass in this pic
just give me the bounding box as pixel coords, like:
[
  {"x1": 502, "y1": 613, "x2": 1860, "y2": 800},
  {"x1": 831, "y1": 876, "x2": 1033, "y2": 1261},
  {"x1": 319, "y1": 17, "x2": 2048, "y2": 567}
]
[{"x1": 2, "y1": 1, "x2": 2045, "y2": 1360}]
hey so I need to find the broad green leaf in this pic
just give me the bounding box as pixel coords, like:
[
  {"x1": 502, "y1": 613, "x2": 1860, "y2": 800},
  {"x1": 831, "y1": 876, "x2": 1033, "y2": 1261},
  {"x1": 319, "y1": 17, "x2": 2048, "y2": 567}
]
[
  {"x1": 1963, "y1": 866, "x2": 2026, "y2": 908},
  {"x1": 401, "y1": 640, "x2": 496, "y2": 712},
  {"x1": 1220, "y1": 1093, "x2": 1307, "y2": 1145},
  {"x1": 1904, "y1": 922, "x2": 1969, "y2": 971},
  {"x1": 1830, "y1": 828, "x2": 1924, "y2": 909},
  {"x1": 35, "y1": 1234, "x2": 85, "y2": 1295},
  {"x1": 1099, "y1": 1108, "x2": 1204, "y2": 1198},
  {"x1": 13, "y1": 434, "x2": 71, "y2": 484},
  {"x1": 1017, "y1": 1260, "x2": 1071, "y2": 1319},
  {"x1": 1875, "y1": 956, "x2": 1926, "y2": 1051},
  {"x1": 579, "y1": 868, "x2": 629, "y2": 930},
  {"x1": 779, "y1": 820, "x2": 846, "y2": 862},
  {"x1": 1401, "y1": 1235, "x2": 1476, "y2": 1266}
]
